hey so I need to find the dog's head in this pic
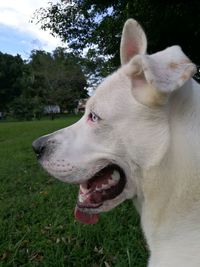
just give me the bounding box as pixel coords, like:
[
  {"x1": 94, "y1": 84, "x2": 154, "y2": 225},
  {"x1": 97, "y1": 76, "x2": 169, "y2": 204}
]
[{"x1": 32, "y1": 19, "x2": 196, "y2": 224}]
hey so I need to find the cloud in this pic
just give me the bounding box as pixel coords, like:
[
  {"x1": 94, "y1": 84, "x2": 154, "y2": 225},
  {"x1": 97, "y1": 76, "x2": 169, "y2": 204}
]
[{"x1": 0, "y1": 0, "x2": 64, "y2": 54}]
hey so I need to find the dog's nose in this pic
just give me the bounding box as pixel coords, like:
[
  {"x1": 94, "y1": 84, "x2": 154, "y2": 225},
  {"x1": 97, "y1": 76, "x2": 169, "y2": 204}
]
[{"x1": 32, "y1": 136, "x2": 48, "y2": 159}]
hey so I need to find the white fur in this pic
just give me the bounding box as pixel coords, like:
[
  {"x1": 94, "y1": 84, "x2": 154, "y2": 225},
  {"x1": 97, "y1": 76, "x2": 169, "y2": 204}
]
[{"x1": 38, "y1": 19, "x2": 200, "y2": 266}]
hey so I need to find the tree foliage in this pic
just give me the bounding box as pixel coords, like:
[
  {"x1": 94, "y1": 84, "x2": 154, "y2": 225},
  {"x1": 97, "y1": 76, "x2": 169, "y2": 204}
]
[
  {"x1": 30, "y1": 48, "x2": 88, "y2": 112},
  {"x1": 34, "y1": 0, "x2": 200, "y2": 75},
  {"x1": 0, "y1": 48, "x2": 88, "y2": 119},
  {"x1": 0, "y1": 53, "x2": 28, "y2": 111}
]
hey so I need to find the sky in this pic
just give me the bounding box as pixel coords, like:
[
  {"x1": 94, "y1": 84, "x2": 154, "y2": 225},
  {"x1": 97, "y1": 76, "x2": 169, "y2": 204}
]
[{"x1": 0, "y1": 0, "x2": 64, "y2": 59}]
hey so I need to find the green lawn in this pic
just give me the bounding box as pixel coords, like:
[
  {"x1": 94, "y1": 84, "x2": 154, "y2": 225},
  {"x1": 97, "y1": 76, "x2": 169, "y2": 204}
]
[{"x1": 0, "y1": 116, "x2": 148, "y2": 267}]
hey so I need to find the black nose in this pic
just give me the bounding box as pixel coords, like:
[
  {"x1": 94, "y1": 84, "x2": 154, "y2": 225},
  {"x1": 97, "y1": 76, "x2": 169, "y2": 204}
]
[{"x1": 32, "y1": 136, "x2": 48, "y2": 159}]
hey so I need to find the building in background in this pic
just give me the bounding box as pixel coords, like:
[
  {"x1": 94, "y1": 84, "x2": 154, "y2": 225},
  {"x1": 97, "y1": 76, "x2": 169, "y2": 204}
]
[{"x1": 75, "y1": 98, "x2": 88, "y2": 113}]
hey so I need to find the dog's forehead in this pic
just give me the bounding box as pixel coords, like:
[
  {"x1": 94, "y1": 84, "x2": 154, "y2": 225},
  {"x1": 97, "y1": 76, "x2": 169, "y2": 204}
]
[{"x1": 87, "y1": 69, "x2": 132, "y2": 112}]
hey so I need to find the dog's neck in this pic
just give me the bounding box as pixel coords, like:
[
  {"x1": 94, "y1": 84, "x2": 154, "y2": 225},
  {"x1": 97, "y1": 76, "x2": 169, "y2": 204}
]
[{"x1": 139, "y1": 79, "x2": 200, "y2": 266}]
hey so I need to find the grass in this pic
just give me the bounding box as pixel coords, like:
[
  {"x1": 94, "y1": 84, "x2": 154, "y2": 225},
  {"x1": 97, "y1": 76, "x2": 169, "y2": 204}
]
[{"x1": 0, "y1": 115, "x2": 148, "y2": 267}]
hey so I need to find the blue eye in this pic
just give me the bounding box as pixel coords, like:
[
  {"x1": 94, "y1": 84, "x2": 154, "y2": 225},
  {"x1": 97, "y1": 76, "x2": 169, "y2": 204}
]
[{"x1": 89, "y1": 112, "x2": 99, "y2": 122}]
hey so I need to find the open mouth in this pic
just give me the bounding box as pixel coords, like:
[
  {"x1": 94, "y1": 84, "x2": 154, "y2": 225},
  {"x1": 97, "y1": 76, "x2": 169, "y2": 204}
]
[{"x1": 75, "y1": 164, "x2": 126, "y2": 224}]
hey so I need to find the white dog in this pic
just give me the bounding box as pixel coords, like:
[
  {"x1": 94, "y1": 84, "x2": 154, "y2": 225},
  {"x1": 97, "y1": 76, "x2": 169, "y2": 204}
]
[{"x1": 33, "y1": 19, "x2": 200, "y2": 266}]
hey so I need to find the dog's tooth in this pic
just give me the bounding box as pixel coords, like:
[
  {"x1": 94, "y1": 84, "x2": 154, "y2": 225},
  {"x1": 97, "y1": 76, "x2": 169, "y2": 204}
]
[
  {"x1": 96, "y1": 184, "x2": 109, "y2": 191},
  {"x1": 101, "y1": 184, "x2": 109, "y2": 190},
  {"x1": 78, "y1": 194, "x2": 86, "y2": 203},
  {"x1": 95, "y1": 186, "x2": 101, "y2": 191},
  {"x1": 96, "y1": 185, "x2": 104, "y2": 191},
  {"x1": 111, "y1": 170, "x2": 120, "y2": 182},
  {"x1": 108, "y1": 179, "x2": 116, "y2": 186},
  {"x1": 96, "y1": 187, "x2": 102, "y2": 191},
  {"x1": 80, "y1": 184, "x2": 89, "y2": 194}
]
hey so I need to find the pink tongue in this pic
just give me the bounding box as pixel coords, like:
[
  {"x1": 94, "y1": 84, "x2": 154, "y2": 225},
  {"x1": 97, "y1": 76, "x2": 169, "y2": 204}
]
[{"x1": 74, "y1": 206, "x2": 99, "y2": 224}]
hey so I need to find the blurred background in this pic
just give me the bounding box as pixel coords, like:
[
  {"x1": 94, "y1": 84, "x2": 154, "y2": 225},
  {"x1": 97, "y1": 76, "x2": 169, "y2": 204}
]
[
  {"x1": 0, "y1": 1, "x2": 199, "y2": 266},
  {"x1": 0, "y1": 0, "x2": 200, "y2": 121}
]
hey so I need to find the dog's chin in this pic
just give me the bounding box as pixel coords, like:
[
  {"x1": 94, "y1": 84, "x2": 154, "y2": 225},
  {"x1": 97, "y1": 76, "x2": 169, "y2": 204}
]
[{"x1": 74, "y1": 164, "x2": 127, "y2": 224}]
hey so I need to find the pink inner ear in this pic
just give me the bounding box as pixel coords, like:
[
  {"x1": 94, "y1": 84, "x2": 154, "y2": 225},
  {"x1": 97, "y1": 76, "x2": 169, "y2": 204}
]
[{"x1": 125, "y1": 41, "x2": 138, "y2": 63}]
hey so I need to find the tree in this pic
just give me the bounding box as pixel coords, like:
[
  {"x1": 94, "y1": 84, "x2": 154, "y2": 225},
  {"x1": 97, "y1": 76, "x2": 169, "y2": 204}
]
[
  {"x1": 11, "y1": 95, "x2": 34, "y2": 120},
  {"x1": 0, "y1": 53, "x2": 28, "y2": 112},
  {"x1": 29, "y1": 48, "x2": 88, "y2": 112},
  {"x1": 34, "y1": 0, "x2": 200, "y2": 77}
]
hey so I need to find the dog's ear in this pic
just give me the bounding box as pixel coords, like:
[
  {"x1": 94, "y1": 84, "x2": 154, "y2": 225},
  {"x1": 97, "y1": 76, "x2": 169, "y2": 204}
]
[
  {"x1": 125, "y1": 46, "x2": 196, "y2": 107},
  {"x1": 120, "y1": 19, "x2": 147, "y2": 65}
]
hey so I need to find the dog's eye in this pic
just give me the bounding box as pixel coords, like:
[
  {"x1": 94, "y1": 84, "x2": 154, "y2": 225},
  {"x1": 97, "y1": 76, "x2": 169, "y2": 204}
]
[{"x1": 88, "y1": 112, "x2": 99, "y2": 122}]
